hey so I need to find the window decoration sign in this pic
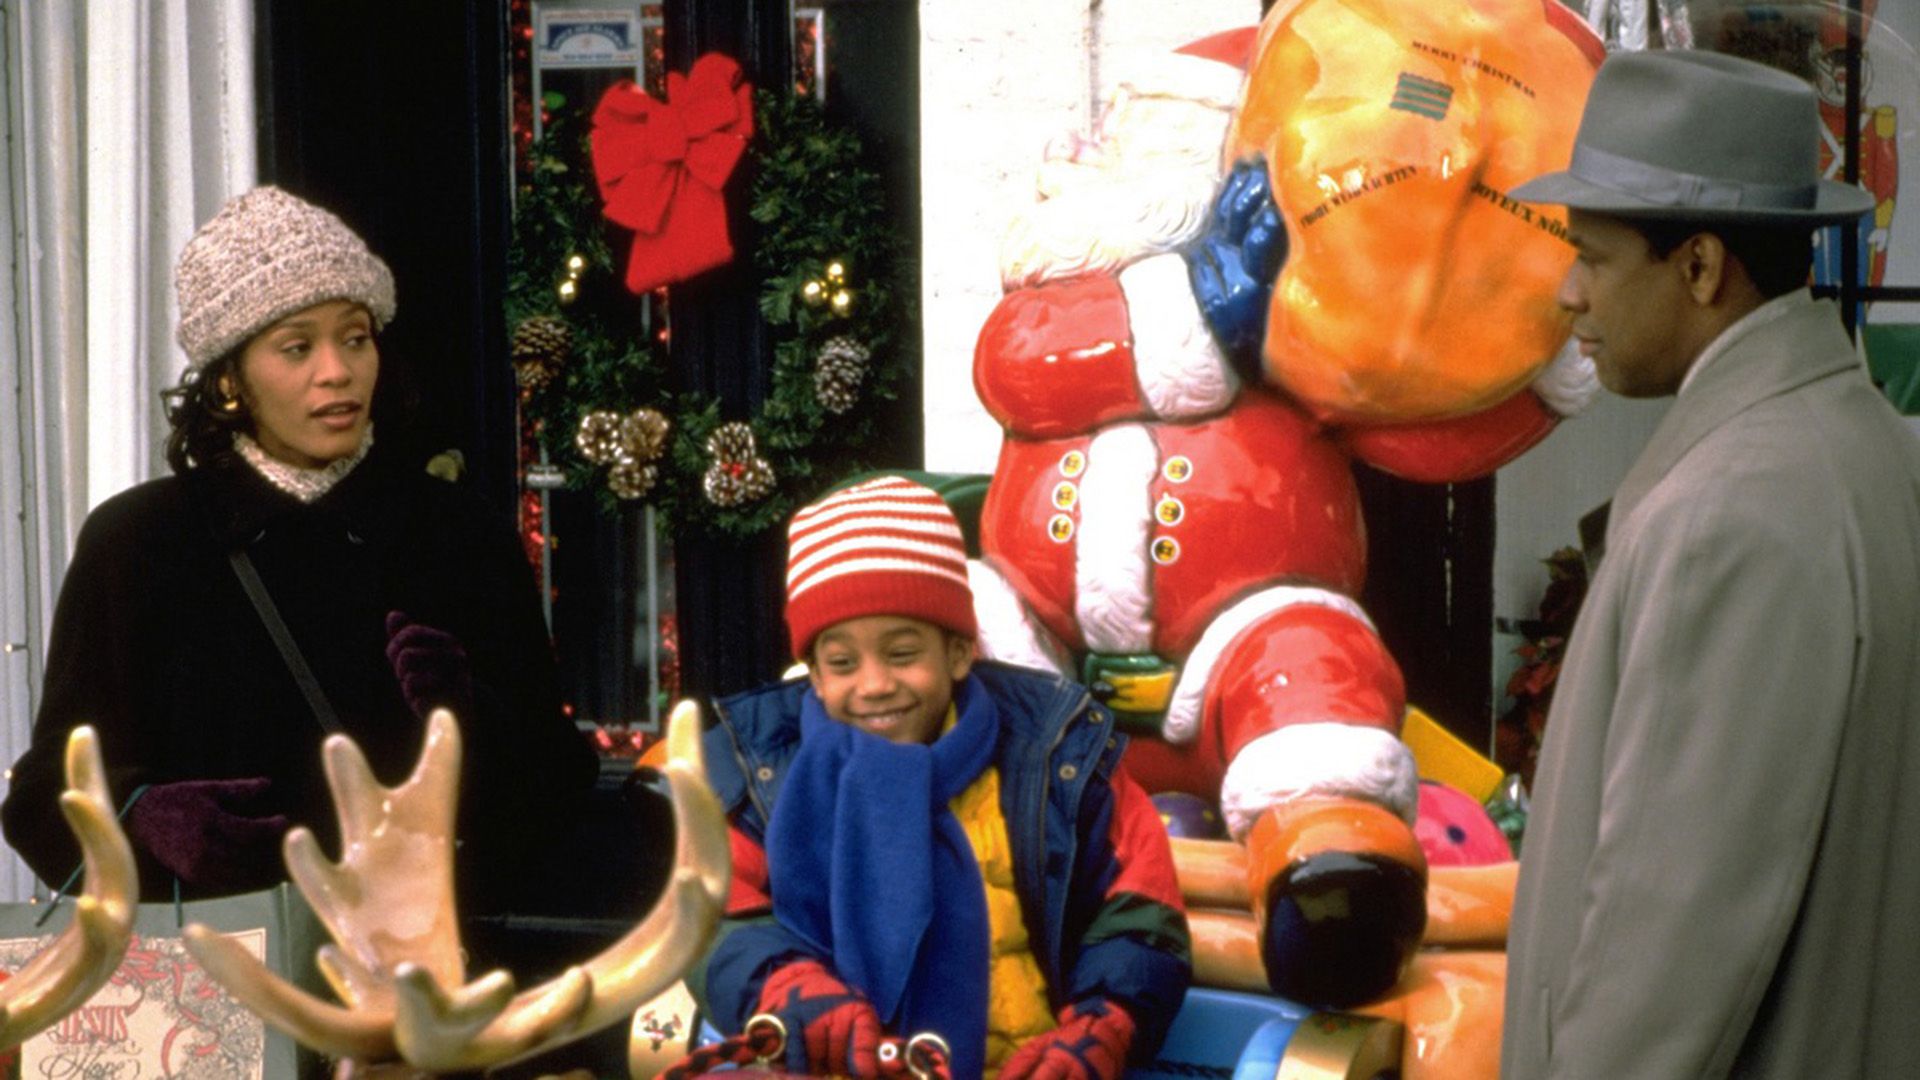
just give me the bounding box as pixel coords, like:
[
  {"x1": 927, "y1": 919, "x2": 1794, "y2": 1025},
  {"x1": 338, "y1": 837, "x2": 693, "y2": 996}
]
[{"x1": 536, "y1": 7, "x2": 644, "y2": 69}]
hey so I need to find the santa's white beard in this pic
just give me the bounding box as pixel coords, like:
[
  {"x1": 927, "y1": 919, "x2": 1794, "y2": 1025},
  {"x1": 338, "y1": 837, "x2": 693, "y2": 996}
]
[{"x1": 999, "y1": 165, "x2": 1222, "y2": 289}]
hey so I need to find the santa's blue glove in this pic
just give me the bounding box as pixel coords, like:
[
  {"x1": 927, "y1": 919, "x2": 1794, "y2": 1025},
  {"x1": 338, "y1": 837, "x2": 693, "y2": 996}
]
[
  {"x1": 1185, "y1": 156, "x2": 1286, "y2": 379},
  {"x1": 385, "y1": 611, "x2": 475, "y2": 720}
]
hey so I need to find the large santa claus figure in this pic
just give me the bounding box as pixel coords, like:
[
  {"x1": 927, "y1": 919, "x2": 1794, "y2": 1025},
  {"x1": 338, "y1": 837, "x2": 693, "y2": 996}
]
[{"x1": 968, "y1": 0, "x2": 1605, "y2": 1007}]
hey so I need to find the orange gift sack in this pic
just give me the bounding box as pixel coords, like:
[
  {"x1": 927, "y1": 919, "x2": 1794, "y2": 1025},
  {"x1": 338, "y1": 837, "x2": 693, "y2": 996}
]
[{"x1": 1230, "y1": 0, "x2": 1604, "y2": 422}]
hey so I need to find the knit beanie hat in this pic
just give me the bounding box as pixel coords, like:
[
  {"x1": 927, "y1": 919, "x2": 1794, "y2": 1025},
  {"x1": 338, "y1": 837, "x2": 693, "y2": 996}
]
[
  {"x1": 174, "y1": 186, "x2": 397, "y2": 367},
  {"x1": 785, "y1": 476, "x2": 978, "y2": 657}
]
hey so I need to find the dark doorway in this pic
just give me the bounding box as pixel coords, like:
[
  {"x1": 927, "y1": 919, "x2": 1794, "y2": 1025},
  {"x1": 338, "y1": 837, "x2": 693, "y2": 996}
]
[
  {"x1": 1358, "y1": 470, "x2": 1496, "y2": 751},
  {"x1": 253, "y1": 1, "x2": 519, "y2": 517}
]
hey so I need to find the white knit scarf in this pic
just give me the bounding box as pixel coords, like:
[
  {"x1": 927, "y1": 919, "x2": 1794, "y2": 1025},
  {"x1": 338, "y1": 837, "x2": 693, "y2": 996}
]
[{"x1": 233, "y1": 427, "x2": 374, "y2": 503}]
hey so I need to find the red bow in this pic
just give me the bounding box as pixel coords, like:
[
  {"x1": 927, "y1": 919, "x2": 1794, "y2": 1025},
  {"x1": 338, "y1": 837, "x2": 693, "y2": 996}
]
[{"x1": 591, "y1": 53, "x2": 755, "y2": 293}]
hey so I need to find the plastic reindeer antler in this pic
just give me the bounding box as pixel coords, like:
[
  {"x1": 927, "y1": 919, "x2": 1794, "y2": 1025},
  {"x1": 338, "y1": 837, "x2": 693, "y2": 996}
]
[
  {"x1": 183, "y1": 699, "x2": 729, "y2": 1074},
  {"x1": 0, "y1": 726, "x2": 139, "y2": 1051}
]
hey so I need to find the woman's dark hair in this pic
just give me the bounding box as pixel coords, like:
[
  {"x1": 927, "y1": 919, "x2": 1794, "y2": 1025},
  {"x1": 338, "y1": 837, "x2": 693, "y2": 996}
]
[
  {"x1": 160, "y1": 318, "x2": 417, "y2": 475},
  {"x1": 1631, "y1": 219, "x2": 1817, "y2": 300},
  {"x1": 161, "y1": 352, "x2": 251, "y2": 475}
]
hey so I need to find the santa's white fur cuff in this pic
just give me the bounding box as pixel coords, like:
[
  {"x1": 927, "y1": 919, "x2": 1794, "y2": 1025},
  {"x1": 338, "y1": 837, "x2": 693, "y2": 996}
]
[
  {"x1": 1220, "y1": 723, "x2": 1419, "y2": 841},
  {"x1": 1530, "y1": 337, "x2": 1600, "y2": 417},
  {"x1": 969, "y1": 559, "x2": 1072, "y2": 677},
  {"x1": 1121, "y1": 254, "x2": 1239, "y2": 421}
]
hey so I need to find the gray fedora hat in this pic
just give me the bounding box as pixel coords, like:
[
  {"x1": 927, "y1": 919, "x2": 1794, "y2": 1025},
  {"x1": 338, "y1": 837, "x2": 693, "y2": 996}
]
[{"x1": 1511, "y1": 49, "x2": 1874, "y2": 224}]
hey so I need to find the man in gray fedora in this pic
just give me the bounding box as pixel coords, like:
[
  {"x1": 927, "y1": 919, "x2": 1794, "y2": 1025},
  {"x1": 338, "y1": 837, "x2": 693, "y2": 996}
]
[{"x1": 1502, "y1": 48, "x2": 1920, "y2": 1078}]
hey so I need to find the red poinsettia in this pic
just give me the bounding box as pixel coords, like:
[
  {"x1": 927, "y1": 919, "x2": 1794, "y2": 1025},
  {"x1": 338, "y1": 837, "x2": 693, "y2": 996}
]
[
  {"x1": 590, "y1": 53, "x2": 755, "y2": 293},
  {"x1": 1496, "y1": 547, "x2": 1589, "y2": 786}
]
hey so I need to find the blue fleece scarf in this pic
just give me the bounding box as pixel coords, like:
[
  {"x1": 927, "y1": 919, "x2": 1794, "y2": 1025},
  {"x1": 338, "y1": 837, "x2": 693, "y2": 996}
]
[{"x1": 765, "y1": 676, "x2": 998, "y2": 1080}]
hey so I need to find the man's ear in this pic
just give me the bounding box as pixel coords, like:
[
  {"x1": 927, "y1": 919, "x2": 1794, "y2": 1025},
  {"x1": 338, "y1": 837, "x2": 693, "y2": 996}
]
[{"x1": 1679, "y1": 231, "x2": 1730, "y2": 306}]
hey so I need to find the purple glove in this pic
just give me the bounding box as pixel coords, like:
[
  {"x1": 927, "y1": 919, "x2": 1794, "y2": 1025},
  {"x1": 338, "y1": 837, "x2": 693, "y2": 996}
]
[
  {"x1": 124, "y1": 778, "x2": 290, "y2": 892},
  {"x1": 385, "y1": 611, "x2": 475, "y2": 720}
]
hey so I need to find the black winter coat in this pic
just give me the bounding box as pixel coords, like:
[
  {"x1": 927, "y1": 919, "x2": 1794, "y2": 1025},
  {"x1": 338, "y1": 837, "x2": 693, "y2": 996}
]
[{"x1": 1, "y1": 447, "x2": 596, "y2": 905}]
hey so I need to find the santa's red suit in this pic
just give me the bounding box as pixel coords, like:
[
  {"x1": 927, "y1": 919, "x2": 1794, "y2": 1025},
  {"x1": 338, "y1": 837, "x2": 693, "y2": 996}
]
[
  {"x1": 966, "y1": 28, "x2": 1596, "y2": 1008},
  {"x1": 974, "y1": 265, "x2": 1406, "y2": 832}
]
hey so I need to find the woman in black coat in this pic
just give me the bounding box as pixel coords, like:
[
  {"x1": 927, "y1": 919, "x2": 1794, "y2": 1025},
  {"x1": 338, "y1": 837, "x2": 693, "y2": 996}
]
[{"x1": 0, "y1": 187, "x2": 595, "y2": 908}]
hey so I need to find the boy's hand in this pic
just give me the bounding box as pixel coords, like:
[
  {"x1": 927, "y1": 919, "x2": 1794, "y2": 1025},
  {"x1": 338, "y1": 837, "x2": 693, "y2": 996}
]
[
  {"x1": 999, "y1": 999, "x2": 1134, "y2": 1080},
  {"x1": 756, "y1": 957, "x2": 884, "y2": 1077}
]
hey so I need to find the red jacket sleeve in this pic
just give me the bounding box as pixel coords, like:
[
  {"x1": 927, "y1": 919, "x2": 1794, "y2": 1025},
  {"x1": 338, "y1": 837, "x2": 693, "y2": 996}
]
[
  {"x1": 1102, "y1": 765, "x2": 1185, "y2": 910},
  {"x1": 726, "y1": 822, "x2": 772, "y2": 915}
]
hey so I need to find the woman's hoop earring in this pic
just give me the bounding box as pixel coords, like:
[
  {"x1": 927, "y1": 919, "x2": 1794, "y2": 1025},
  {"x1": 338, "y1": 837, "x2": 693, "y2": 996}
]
[{"x1": 216, "y1": 378, "x2": 242, "y2": 413}]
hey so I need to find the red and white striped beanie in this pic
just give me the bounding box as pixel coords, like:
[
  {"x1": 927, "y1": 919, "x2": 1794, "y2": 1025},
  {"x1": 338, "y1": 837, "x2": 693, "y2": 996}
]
[{"x1": 785, "y1": 476, "x2": 978, "y2": 657}]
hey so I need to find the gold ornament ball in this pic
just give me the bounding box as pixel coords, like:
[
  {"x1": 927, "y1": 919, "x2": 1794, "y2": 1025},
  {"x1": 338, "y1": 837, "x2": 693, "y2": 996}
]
[
  {"x1": 566, "y1": 253, "x2": 586, "y2": 274},
  {"x1": 557, "y1": 279, "x2": 578, "y2": 305},
  {"x1": 830, "y1": 289, "x2": 852, "y2": 313},
  {"x1": 802, "y1": 280, "x2": 823, "y2": 303},
  {"x1": 826, "y1": 261, "x2": 846, "y2": 282}
]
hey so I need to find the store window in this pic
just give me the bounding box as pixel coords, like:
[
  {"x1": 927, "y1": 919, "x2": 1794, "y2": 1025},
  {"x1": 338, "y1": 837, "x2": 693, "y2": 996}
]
[
  {"x1": 509, "y1": 2, "x2": 676, "y2": 765},
  {"x1": 506, "y1": 1, "x2": 885, "y2": 765},
  {"x1": 1698, "y1": 0, "x2": 1919, "y2": 414}
]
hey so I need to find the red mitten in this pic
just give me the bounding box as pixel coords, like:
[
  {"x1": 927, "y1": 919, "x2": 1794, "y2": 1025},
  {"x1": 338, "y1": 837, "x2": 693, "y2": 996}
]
[
  {"x1": 1000, "y1": 999, "x2": 1134, "y2": 1080},
  {"x1": 755, "y1": 958, "x2": 884, "y2": 1078}
]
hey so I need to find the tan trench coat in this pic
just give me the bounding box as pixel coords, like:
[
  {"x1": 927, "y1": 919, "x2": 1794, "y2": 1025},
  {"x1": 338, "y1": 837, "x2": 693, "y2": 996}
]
[{"x1": 1503, "y1": 296, "x2": 1920, "y2": 1078}]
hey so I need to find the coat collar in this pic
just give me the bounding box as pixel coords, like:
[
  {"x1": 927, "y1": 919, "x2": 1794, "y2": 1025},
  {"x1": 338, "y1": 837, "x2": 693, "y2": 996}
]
[
  {"x1": 1607, "y1": 295, "x2": 1859, "y2": 549},
  {"x1": 189, "y1": 442, "x2": 401, "y2": 550}
]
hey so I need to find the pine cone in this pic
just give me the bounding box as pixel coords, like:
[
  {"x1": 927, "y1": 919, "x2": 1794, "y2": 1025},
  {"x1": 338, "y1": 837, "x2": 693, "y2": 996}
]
[
  {"x1": 705, "y1": 421, "x2": 758, "y2": 463},
  {"x1": 620, "y1": 408, "x2": 672, "y2": 464},
  {"x1": 813, "y1": 335, "x2": 871, "y2": 414},
  {"x1": 576, "y1": 410, "x2": 624, "y2": 464},
  {"x1": 702, "y1": 422, "x2": 776, "y2": 507},
  {"x1": 704, "y1": 459, "x2": 776, "y2": 507},
  {"x1": 608, "y1": 458, "x2": 659, "y2": 500},
  {"x1": 512, "y1": 315, "x2": 572, "y2": 390},
  {"x1": 703, "y1": 468, "x2": 745, "y2": 506}
]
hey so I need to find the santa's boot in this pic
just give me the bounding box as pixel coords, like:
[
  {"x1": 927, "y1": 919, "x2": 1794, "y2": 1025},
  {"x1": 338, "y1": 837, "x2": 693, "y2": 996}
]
[
  {"x1": 1245, "y1": 797, "x2": 1428, "y2": 1007},
  {"x1": 1190, "y1": 587, "x2": 1423, "y2": 1007}
]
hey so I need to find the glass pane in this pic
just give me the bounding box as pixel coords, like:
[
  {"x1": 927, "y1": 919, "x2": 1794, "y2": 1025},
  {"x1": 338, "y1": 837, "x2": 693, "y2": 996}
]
[
  {"x1": 512, "y1": 0, "x2": 679, "y2": 763},
  {"x1": 1694, "y1": 1, "x2": 1920, "y2": 293},
  {"x1": 1866, "y1": 299, "x2": 1920, "y2": 414},
  {"x1": 795, "y1": 7, "x2": 824, "y2": 100}
]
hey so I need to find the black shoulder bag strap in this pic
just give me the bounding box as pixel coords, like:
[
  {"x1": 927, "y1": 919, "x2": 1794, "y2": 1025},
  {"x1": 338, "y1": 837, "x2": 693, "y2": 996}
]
[{"x1": 228, "y1": 549, "x2": 345, "y2": 736}]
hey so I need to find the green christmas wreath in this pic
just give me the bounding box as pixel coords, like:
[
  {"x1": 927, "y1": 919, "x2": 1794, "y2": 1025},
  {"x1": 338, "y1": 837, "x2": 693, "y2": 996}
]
[{"x1": 506, "y1": 89, "x2": 913, "y2": 539}]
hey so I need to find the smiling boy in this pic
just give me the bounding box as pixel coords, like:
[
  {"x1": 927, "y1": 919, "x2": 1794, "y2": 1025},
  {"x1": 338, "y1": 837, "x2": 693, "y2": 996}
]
[
  {"x1": 807, "y1": 615, "x2": 973, "y2": 745},
  {"x1": 694, "y1": 476, "x2": 1191, "y2": 1080}
]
